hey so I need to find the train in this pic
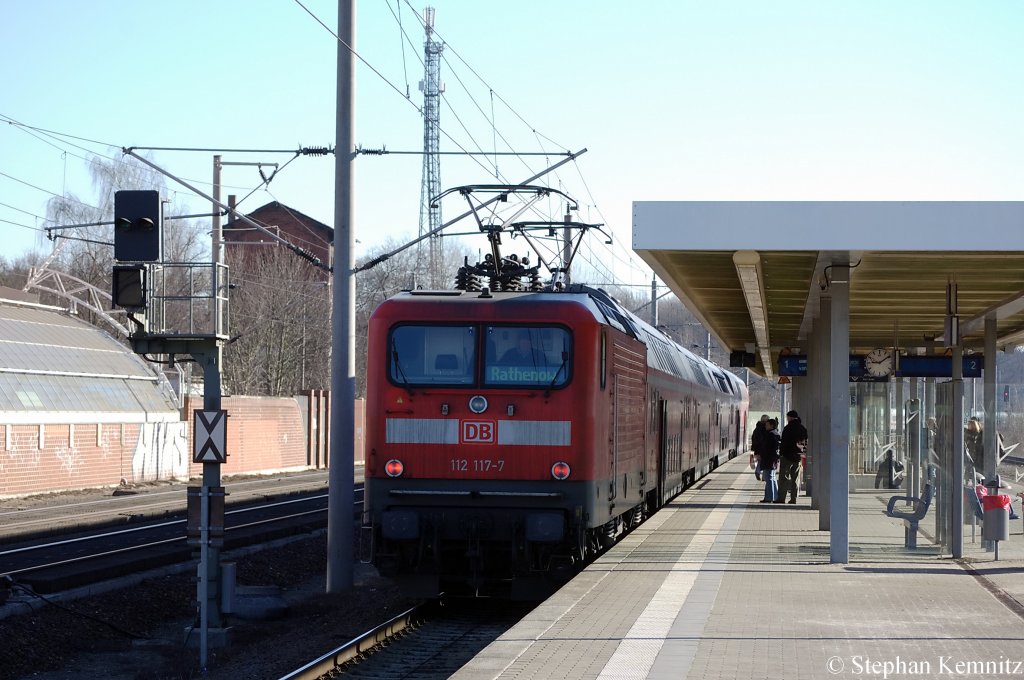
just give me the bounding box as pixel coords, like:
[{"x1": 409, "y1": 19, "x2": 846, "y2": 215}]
[{"x1": 362, "y1": 281, "x2": 749, "y2": 598}]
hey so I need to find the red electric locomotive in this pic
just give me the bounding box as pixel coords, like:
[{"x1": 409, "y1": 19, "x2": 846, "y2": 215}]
[{"x1": 363, "y1": 283, "x2": 748, "y2": 598}]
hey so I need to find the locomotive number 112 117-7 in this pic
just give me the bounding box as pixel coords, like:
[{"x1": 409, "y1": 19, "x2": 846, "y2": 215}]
[{"x1": 450, "y1": 458, "x2": 506, "y2": 472}]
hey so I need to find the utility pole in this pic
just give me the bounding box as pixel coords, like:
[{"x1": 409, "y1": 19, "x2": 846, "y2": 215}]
[
  {"x1": 418, "y1": 6, "x2": 444, "y2": 286},
  {"x1": 650, "y1": 274, "x2": 658, "y2": 327},
  {"x1": 328, "y1": 0, "x2": 356, "y2": 593},
  {"x1": 212, "y1": 156, "x2": 222, "y2": 267},
  {"x1": 562, "y1": 210, "x2": 572, "y2": 288}
]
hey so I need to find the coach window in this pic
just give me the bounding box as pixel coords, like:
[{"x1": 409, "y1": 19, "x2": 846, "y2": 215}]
[
  {"x1": 483, "y1": 325, "x2": 571, "y2": 388},
  {"x1": 389, "y1": 324, "x2": 476, "y2": 386}
]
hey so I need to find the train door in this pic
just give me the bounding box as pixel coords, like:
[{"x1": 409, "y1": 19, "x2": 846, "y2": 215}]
[
  {"x1": 611, "y1": 373, "x2": 620, "y2": 501},
  {"x1": 656, "y1": 397, "x2": 667, "y2": 506},
  {"x1": 696, "y1": 399, "x2": 704, "y2": 465},
  {"x1": 733, "y1": 406, "x2": 741, "y2": 454}
]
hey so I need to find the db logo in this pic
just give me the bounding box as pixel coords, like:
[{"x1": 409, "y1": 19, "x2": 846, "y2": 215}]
[{"x1": 461, "y1": 420, "x2": 495, "y2": 444}]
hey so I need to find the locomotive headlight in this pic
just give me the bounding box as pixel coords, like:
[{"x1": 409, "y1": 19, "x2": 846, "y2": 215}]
[
  {"x1": 385, "y1": 459, "x2": 405, "y2": 477},
  {"x1": 551, "y1": 461, "x2": 571, "y2": 480},
  {"x1": 468, "y1": 395, "x2": 488, "y2": 414}
]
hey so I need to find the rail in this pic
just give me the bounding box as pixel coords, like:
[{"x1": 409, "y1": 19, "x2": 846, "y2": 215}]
[
  {"x1": 277, "y1": 604, "x2": 426, "y2": 680},
  {"x1": 1, "y1": 490, "x2": 362, "y2": 584}
]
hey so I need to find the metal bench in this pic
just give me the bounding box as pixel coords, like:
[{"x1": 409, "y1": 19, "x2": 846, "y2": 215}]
[{"x1": 885, "y1": 482, "x2": 934, "y2": 549}]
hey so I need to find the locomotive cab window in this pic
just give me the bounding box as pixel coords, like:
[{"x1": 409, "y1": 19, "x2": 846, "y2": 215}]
[
  {"x1": 389, "y1": 324, "x2": 476, "y2": 385},
  {"x1": 483, "y1": 325, "x2": 571, "y2": 388}
]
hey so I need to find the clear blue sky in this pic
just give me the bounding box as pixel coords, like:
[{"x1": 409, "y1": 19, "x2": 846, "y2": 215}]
[{"x1": 3, "y1": 1, "x2": 1024, "y2": 289}]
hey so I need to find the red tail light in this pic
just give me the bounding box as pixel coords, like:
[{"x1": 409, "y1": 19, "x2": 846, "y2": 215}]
[
  {"x1": 385, "y1": 459, "x2": 404, "y2": 478},
  {"x1": 551, "y1": 461, "x2": 571, "y2": 480}
]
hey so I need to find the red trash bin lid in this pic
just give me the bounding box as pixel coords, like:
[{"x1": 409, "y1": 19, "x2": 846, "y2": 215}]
[{"x1": 981, "y1": 494, "x2": 1011, "y2": 511}]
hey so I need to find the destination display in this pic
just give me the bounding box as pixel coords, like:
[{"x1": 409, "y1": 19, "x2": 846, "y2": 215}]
[{"x1": 777, "y1": 354, "x2": 983, "y2": 379}]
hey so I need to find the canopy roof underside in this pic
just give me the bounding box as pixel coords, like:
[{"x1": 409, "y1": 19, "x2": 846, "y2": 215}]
[{"x1": 633, "y1": 202, "x2": 1024, "y2": 378}]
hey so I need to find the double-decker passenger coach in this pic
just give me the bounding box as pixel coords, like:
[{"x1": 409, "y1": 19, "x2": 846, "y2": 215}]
[{"x1": 363, "y1": 282, "x2": 748, "y2": 598}]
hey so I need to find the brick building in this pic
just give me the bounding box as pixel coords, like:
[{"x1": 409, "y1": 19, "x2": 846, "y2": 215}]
[{"x1": 223, "y1": 201, "x2": 333, "y2": 270}]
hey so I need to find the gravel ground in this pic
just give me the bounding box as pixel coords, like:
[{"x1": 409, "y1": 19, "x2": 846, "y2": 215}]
[{"x1": 1, "y1": 534, "x2": 418, "y2": 680}]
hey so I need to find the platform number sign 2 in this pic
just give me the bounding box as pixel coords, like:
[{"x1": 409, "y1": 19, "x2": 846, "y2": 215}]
[{"x1": 193, "y1": 410, "x2": 227, "y2": 463}]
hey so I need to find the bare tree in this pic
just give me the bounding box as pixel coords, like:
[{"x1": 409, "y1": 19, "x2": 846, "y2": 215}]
[
  {"x1": 0, "y1": 250, "x2": 46, "y2": 291},
  {"x1": 224, "y1": 246, "x2": 331, "y2": 396},
  {"x1": 354, "y1": 235, "x2": 475, "y2": 397},
  {"x1": 42, "y1": 152, "x2": 207, "y2": 297}
]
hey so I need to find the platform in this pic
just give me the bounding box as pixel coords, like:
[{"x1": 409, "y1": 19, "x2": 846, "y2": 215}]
[{"x1": 453, "y1": 456, "x2": 1024, "y2": 680}]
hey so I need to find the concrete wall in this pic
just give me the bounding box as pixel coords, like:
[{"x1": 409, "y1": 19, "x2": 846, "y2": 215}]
[{"x1": 0, "y1": 421, "x2": 187, "y2": 497}]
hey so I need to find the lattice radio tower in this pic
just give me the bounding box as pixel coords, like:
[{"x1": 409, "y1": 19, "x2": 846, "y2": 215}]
[{"x1": 418, "y1": 7, "x2": 444, "y2": 283}]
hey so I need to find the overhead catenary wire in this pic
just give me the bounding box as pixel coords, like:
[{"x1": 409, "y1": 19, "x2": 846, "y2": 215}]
[
  {"x1": 0, "y1": 130, "x2": 314, "y2": 268},
  {"x1": 123, "y1": 148, "x2": 330, "y2": 272},
  {"x1": 354, "y1": 150, "x2": 588, "y2": 273},
  {"x1": 292, "y1": 0, "x2": 422, "y2": 115},
  {"x1": 0, "y1": 201, "x2": 47, "y2": 222},
  {"x1": 0, "y1": 115, "x2": 118, "y2": 149},
  {"x1": 399, "y1": 0, "x2": 568, "y2": 153},
  {"x1": 262, "y1": 188, "x2": 335, "y2": 250},
  {"x1": 128, "y1": 145, "x2": 334, "y2": 155},
  {"x1": 356, "y1": 149, "x2": 564, "y2": 156},
  {"x1": 0, "y1": 6, "x2": 614, "y2": 294},
  {"x1": 391, "y1": 4, "x2": 643, "y2": 285},
  {"x1": 0, "y1": 113, "x2": 272, "y2": 195},
  {"x1": 296, "y1": 0, "x2": 575, "y2": 250},
  {"x1": 385, "y1": 0, "x2": 412, "y2": 99},
  {"x1": 384, "y1": 0, "x2": 538, "y2": 194},
  {"x1": 295, "y1": 0, "x2": 544, "y2": 195},
  {"x1": 0, "y1": 217, "x2": 44, "y2": 232}
]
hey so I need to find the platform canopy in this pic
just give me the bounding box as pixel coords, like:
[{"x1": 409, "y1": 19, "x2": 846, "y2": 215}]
[{"x1": 633, "y1": 202, "x2": 1024, "y2": 378}]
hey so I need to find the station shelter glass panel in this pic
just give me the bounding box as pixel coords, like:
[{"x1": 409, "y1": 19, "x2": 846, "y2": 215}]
[{"x1": 847, "y1": 380, "x2": 951, "y2": 557}]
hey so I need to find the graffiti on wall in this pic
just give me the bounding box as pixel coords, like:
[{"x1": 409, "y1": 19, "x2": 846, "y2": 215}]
[{"x1": 132, "y1": 421, "x2": 189, "y2": 481}]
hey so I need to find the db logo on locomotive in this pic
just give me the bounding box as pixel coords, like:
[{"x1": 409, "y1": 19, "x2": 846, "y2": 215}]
[{"x1": 461, "y1": 420, "x2": 496, "y2": 444}]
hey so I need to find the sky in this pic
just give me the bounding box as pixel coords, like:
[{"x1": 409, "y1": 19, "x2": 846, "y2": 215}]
[{"x1": 4, "y1": 1, "x2": 1024, "y2": 291}]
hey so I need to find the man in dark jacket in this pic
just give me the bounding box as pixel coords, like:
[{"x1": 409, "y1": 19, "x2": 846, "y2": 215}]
[
  {"x1": 777, "y1": 410, "x2": 808, "y2": 504},
  {"x1": 750, "y1": 414, "x2": 768, "y2": 481},
  {"x1": 760, "y1": 418, "x2": 782, "y2": 503}
]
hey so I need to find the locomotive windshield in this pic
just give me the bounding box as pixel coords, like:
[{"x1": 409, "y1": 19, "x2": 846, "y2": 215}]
[
  {"x1": 483, "y1": 325, "x2": 570, "y2": 388},
  {"x1": 390, "y1": 325, "x2": 476, "y2": 385},
  {"x1": 387, "y1": 323, "x2": 571, "y2": 388}
]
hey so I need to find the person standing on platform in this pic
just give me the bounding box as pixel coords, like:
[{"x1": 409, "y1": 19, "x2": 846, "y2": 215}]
[
  {"x1": 760, "y1": 418, "x2": 781, "y2": 503},
  {"x1": 751, "y1": 414, "x2": 769, "y2": 481},
  {"x1": 777, "y1": 410, "x2": 808, "y2": 504},
  {"x1": 964, "y1": 416, "x2": 984, "y2": 470}
]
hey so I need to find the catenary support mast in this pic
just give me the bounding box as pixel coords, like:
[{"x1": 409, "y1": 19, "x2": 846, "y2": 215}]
[{"x1": 328, "y1": 0, "x2": 356, "y2": 593}]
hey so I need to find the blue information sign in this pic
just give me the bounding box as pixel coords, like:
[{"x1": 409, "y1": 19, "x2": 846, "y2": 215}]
[
  {"x1": 897, "y1": 355, "x2": 983, "y2": 378},
  {"x1": 778, "y1": 355, "x2": 807, "y2": 376},
  {"x1": 776, "y1": 354, "x2": 983, "y2": 378}
]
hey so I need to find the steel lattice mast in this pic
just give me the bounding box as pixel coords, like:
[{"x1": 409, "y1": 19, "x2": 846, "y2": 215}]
[{"x1": 418, "y1": 6, "x2": 443, "y2": 283}]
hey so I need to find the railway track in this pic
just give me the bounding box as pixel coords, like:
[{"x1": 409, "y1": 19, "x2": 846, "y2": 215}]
[
  {"x1": 0, "y1": 469, "x2": 343, "y2": 541},
  {"x1": 279, "y1": 600, "x2": 532, "y2": 680},
  {"x1": 0, "y1": 485, "x2": 362, "y2": 594}
]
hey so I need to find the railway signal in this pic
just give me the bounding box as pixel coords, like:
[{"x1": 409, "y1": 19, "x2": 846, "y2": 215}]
[
  {"x1": 113, "y1": 189, "x2": 162, "y2": 262},
  {"x1": 111, "y1": 263, "x2": 147, "y2": 311}
]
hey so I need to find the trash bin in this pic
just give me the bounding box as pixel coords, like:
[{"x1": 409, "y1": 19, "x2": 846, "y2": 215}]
[{"x1": 982, "y1": 494, "x2": 1011, "y2": 542}]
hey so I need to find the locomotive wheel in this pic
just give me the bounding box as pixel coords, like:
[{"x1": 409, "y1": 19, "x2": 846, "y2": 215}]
[{"x1": 598, "y1": 517, "x2": 619, "y2": 549}]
